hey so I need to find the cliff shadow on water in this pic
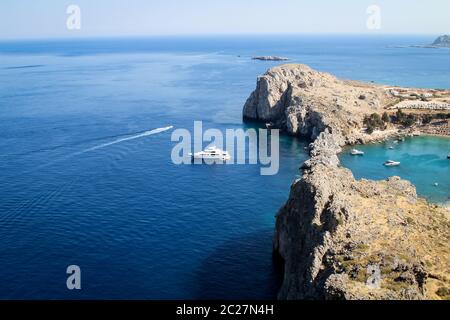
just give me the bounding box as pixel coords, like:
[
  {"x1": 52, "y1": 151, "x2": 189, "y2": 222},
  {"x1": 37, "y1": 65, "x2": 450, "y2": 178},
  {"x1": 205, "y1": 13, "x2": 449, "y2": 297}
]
[{"x1": 192, "y1": 229, "x2": 284, "y2": 300}]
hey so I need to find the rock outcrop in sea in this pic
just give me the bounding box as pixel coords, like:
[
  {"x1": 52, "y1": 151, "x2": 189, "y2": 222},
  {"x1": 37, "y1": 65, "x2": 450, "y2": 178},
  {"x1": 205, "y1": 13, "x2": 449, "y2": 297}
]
[
  {"x1": 252, "y1": 56, "x2": 290, "y2": 61},
  {"x1": 243, "y1": 64, "x2": 450, "y2": 300}
]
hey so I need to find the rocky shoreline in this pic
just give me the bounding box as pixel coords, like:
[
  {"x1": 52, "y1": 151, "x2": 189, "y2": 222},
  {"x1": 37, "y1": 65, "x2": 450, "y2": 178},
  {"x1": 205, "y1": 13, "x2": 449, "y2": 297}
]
[{"x1": 243, "y1": 64, "x2": 450, "y2": 300}]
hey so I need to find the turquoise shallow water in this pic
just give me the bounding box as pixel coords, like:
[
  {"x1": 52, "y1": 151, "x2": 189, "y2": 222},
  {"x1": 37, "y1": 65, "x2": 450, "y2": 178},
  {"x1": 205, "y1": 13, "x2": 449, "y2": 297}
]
[{"x1": 340, "y1": 136, "x2": 450, "y2": 204}]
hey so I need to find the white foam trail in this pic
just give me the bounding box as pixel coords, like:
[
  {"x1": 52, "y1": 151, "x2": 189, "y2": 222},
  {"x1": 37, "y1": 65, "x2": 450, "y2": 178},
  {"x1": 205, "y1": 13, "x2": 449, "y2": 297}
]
[
  {"x1": 76, "y1": 126, "x2": 173, "y2": 155},
  {"x1": 29, "y1": 126, "x2": 173, "y2": 172}
]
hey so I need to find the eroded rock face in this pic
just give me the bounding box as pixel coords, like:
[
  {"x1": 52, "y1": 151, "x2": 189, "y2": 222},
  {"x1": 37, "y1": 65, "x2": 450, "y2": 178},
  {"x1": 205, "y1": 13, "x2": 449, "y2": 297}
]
[
  {"x1": 243, "y1": 64, "x2": 450, "y2": 300},
  {"x1": 243, "y1": 64, "x2": 391, "y2": 140}
]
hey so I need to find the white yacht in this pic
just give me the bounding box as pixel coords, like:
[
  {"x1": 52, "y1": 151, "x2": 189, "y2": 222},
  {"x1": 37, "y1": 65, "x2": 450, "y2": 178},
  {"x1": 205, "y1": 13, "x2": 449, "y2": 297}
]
[
  {"x1": 384, "y1": 160, "x2": 401, "y2": 167},
  {"x1": 190, "y1": 146, "x2": 231, "y2": 161},
  {"x1": 350, "y1": 149, "x2": 364, "y2": 156}
]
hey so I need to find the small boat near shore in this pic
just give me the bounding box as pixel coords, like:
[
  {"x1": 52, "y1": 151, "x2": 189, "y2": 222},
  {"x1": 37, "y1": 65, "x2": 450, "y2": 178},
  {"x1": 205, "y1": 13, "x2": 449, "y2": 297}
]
[
  {"x1": 189, "y1": 146, "x2": 231, "y2": 161},
  {"x1": 350, "y1": 149, "x2": 364, "y2": 156},
  {"x1": 384, "y1": 160, "x2": 401, "y2": 167}
]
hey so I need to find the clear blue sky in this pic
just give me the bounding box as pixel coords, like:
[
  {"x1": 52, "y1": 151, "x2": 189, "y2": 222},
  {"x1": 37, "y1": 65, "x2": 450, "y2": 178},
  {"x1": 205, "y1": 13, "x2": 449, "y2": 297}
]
[{"x1": 0, "y1": 0, "x2": 449, "y2": 39}]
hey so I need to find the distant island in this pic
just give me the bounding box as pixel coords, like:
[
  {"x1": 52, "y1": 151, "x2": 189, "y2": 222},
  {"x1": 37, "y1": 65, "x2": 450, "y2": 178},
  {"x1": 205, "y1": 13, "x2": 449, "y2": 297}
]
[
  {"x1": 431, "y1": 35, "x2": 450, "y2": 47},
  {"x1": 388, "y1": 35, "x2": 450, "y2": 49},
  {"x1": 252, "y1": 56, "x2": 289, "y2": 61}
]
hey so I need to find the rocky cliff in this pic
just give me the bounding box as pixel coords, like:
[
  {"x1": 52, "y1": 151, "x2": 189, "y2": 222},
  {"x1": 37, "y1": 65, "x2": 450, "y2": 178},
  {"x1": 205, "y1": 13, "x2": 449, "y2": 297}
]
[
  {"x1": 243, "y1": 64, "x2": 395, "y2": 142},
  {"x1": 244, "y1": 64, "x2": 450, "y2": 300}
]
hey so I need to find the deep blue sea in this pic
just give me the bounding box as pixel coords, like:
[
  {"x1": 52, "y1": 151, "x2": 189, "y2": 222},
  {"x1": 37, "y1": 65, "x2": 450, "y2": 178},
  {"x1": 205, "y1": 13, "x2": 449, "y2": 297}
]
[{"x1": 0, "y1": 35, "x2": 449, "y2": 299}]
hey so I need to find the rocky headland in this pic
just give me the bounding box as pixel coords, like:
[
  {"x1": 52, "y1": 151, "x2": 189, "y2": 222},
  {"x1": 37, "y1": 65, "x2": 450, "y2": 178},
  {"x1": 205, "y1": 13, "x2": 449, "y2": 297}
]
[{"x1": 243, "y1": 64, "x2": 450, "y2": 300}]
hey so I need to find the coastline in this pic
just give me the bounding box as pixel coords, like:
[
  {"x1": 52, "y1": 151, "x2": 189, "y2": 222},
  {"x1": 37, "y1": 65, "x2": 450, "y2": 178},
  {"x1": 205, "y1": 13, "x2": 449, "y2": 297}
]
[
  {"x1": 417, "y1": 132, "x2": 450, "y2": 139},
  {"x1": 243, "y1": 63, "x2": 450, "y2": 299},
  {"x1": 338, "y1": 136, "x2": 450, "y2": 213},
  {"x1": 276, "y1": 128, "x2": 449, "y2": 299}
]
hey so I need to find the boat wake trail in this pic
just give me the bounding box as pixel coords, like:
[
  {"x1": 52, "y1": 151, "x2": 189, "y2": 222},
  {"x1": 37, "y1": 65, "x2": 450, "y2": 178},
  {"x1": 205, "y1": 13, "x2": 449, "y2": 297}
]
[
  {"x1": 0, "y1": 126, "x2": 174, "y2": 223},
  {"x1": 31, "y1": 126, "x2": 174, "y2": 172},
  {"x1": 74, "y1": 126, "x2": 174, "y2": 156}
]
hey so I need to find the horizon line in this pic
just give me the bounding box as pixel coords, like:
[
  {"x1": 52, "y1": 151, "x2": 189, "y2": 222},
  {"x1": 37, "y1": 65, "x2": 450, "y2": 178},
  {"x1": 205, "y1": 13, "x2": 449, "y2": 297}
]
[{"x1": 0, "y1": 32, "x2": 444, "y2": 43}]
